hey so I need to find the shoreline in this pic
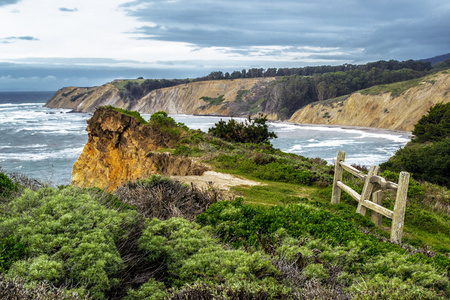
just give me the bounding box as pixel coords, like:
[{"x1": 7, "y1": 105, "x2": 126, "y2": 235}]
[{"x1": 169, "y1": 113, "x2": 413, "y2": 137}]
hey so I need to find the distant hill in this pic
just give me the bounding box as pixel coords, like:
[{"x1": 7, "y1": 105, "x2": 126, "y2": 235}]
[{"x1": 420, "y1": 53, "x2": 450, "y2": 65}]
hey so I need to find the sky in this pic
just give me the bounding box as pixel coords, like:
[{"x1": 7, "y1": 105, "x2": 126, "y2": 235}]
[{"x1": 0, "y1": 0, "x2": 449, "y2": 91}]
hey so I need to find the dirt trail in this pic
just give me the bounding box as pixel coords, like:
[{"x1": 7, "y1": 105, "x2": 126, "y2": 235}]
[{"x1": 171, "y1": 171, "x2": 262, "y2": 190}]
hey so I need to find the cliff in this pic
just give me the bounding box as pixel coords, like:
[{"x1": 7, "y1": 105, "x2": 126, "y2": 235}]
[
  {"x1": 46, "y1": 78, "x2": 276, "y2": 116},
  {"x1": 46, "y1": 71, "x2": 450, "y2": 132},
  {"x1": 71, "y1": 107, "x2": 207, "y2": 191},
  {"x1": 289, "y1": 72, "x2": 450, "y2": 131}
]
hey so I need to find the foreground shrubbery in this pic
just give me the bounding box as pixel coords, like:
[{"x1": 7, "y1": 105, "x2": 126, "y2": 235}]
[{"x1": 197, "y1": 199, "x2": 450, "y2": 299}]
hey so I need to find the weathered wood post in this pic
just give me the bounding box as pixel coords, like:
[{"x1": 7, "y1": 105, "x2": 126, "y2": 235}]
[
  {"x1": 331, "y1": 151, "x2": 345, "y2": 204},
  {"x1": 371, "y1": 191, "x2": 383, "y2": 227},
  {"x1": 390, "y1": 171, "x2": 410, "y2": 243},
  {"x1": 356, "y1": 165, "x2": 379, "y2": 215}
]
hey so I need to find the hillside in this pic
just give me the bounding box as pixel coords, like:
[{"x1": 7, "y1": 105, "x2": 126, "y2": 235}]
[
  {"x1": 45, "y1": 68, "x2": 450, "y2": 132},
  {"x1": 2, "y1": 106, "x2": 450, "y2": 299},
  {"x1": 289, "y1": 71, "x2": 450, "y2": 131},
  {"x1": 45, "y1": 77, "x2": 276, "y2": 117}
]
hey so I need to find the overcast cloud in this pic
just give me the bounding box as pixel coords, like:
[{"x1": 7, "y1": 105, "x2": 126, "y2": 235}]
[{"x1": 0, "y1": 0, "x2": 448, "y2": 91}]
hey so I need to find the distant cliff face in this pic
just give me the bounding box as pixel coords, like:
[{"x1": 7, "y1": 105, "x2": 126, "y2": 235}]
[
  {"x1": 47, "y1": 72, "x2": 450, "y2": 132},
  {"x1": 289, "y1": 72, "x2": 450, "y2": 131},
  {"x1": 46, "y1": 78, "x2": 276, "y2": 116},
  {"x1": 72, "y1": 107, "x2": 207, "y2": 191}
]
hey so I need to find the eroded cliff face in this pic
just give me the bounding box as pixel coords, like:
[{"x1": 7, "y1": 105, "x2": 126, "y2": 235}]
[
  {"x1": 46, "y1": 78, "x2": 276, "y2": 116},
  {"x1": 289, "y1": 72, "x2": 450, "y2": 131},
  {"x1": 72, "y1": 107, "x2": 207, "y2": 191}
]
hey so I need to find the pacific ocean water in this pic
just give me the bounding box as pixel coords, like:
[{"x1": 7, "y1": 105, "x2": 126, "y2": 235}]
[{"x1": 0, "y1": 92, "x2": 411, "y2": 185}]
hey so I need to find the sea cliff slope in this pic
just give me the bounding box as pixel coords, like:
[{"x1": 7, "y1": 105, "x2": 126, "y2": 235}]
[
  {"x1": 46, "y1": 78, "x2": 276, "y2": 116},
  {"x1": 289, "y1": 72, "x2": 450, "y2": 131}
]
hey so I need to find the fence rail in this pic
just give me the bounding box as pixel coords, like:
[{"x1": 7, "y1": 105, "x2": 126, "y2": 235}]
[{"x1": 331, "y1": 151, "x2": 410, "y2": 243}]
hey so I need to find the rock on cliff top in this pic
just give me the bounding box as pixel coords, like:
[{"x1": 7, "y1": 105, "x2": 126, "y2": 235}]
[{"x1": 71, "y1": 107, "x2": 208, "y2": 191}]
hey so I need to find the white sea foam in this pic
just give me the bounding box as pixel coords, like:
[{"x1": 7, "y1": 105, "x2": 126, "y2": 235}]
[
  {"x1": 0, "y1": 147, "x2": 84, "y2": 162},
  {"x1": 303, "y1": 139, "x2": 364, "y2": 148},
  {"x1": 288, "y1": 145, "x2": 303, "y2": 152}
]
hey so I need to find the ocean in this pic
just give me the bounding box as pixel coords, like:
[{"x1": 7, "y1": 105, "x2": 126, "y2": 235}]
[{"x1": 0, "y1": 92, "x2": 411, "y2": 185}]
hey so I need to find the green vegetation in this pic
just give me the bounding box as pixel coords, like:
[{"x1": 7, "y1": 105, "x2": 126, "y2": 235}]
[
  {"x1": 102, "y1": 105, "x2": 149, "y2": 124},
  {"x1": 2, "y1": 103, "x2": 450, "y2": 298},
  {"x1": 208, "y1": 115, "x2": 277, "y2": 144},
  {"x1": 200, "y1": 94, "x2": 225, "y2": 105},
  {"x1": 107, "y1": 59, "x2": 450, "y2": 119},
  {"x1": 360, "y1": 77, "x2": 424, "y2": 97},
  {"x1": 382, "y1": 102, "x2": 450, "y2": 186}
]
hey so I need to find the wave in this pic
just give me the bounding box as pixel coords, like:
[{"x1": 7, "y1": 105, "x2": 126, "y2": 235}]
[
  {"x1": 303, "y1": 139, "x2": 364, "y2": 148},
  {"x1": 0, "y1": 147, "x2": 84, "y2": 162}
]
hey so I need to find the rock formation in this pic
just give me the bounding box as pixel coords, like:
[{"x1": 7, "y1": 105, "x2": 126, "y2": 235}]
[
  {"x1": 46, "y1": 71, "x2": 450, "y2": 132},
  {"x1": 46, "y1": 78, "x2": 275, "y2": 116},
  {"x1": 289, "y1": 72, "x2": 450, "y2": 131},
  {"x1": 71, "y1": 107, "x2": 207, "y2": 191}
]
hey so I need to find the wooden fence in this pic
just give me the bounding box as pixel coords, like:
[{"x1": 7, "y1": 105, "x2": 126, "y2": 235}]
[{"x1": 331, "y1": 151, "x2": 410, "y2": 243}]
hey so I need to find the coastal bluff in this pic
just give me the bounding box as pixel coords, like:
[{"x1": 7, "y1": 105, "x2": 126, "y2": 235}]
[
  {"x1": 46, "y1": 71, "x2": 450, "y2": 132},
  {"x1": 289, "y1": 72, "x2": 450, "y2": 131},
  {"x1": 71, "y1": 107, "x2": 207, "y2": 191}
]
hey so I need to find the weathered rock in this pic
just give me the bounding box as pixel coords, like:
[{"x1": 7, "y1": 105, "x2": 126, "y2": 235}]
[
  {"x1": 71, "y1": 107, "x2": 208, "y2": 191},
  {"x1": 289, "y1": 72, "x2": 450, "y2": 131}
]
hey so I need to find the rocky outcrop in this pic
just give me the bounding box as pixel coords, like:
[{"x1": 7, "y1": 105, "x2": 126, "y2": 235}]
[
  {"x1": 71, "y1": 107, "x2": 207, "y2": 191},
  {"x1": 289, "y1": 72, "x2": 450, "y2": 131}
]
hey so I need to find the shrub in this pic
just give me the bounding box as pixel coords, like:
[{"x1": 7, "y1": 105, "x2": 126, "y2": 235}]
[
  {"x1": 149, "y1": 111, "x2": 187, "y2": 142},
  {"x1": 412, "y1": 102, "x2": 450, "y2": 143},
  {"x1": 0, "y1": 172, "x2": 17, "y2": 198},
  {"x1": 114, "y1": 175, "x2": 223, "y2": 221},
  {"x1": 381, "y1": 139, "x2": 450, "y2": 186},
  {"x1": 208, "y1": 115, "x2": 277, "y2": 144},
  {"x1": 0, "y1": 235, "x2": 27, "y2": 272},
  {"x1": 132, "y1": 217, "x2": 288, "y2": 297},
  {"x1": 0, "y1": 186, "x2": 142, "y2": 299},
  {"x1": 196, "y1": 199, "x2": 450, "y2": 297}
]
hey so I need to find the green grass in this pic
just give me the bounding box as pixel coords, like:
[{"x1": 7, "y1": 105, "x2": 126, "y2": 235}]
[
  {"x1": 102, "y1": 106, "x2": 149, "y2": 124},
  {"x1": 360, "y1": 77, "x2": 423, "y2": 97},
  {"x1": 112, "y1": 79, "x2": 145, "y2": 91},
  {"x1": 200, "y1": 95, "x2": 225, "y2": 106}
]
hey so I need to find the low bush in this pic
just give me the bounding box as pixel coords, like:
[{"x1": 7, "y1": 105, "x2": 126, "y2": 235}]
[
  {"x1": 114, "y1": 175, "x2": 224, "y2": 221},
  {"x1": 129, "y1": 217, "x2": 291, "y2": 298},
  {"x1": 208, "y1": 115, "x2": 277, "y2": 144},
  {"x1": 0, "y1": 172, "x2": 17, "y2": 199},
  {"x1": 0, "y1": 186, "x2": 142, "y2": 299},
  {"x1": 196, "y1": 199, "x2": 450, "y2": 298}
]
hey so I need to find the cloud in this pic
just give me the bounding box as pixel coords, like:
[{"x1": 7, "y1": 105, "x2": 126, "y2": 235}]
[
  {"x1": 0, "y1": 0, "x2": 20, "y2": 6},
  {"x1": 59, "y1": 7, "x2": 78, "y2": 12},
  {"x1": 0, "y1": 36, "x2": 39, "y2": 43},
  {"x1": 122, "y1": 0, "x2": 450, "y2": 61},
  {"x1": 0, "y1": 62, "x2": 209, "y2": 91}
]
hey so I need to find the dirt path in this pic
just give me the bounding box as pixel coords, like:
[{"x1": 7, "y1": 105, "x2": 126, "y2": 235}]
[{"x1": 171, "y1": 171, "x2": 262, "y2": 190}]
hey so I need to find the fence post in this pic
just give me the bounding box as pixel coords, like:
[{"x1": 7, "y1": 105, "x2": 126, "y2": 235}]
[
  {"x1": 331, "y1": 151, "x2": 345, "y2": 204},
  {"x1": 356, "y1": 165, "x2": 379, "y2": 216},
  {"x1": 371, "y1": 190, "x2": 383, "y2": 227},
  {"x1": 391, "y1": 171, "x2": 410, "y2": 243}
]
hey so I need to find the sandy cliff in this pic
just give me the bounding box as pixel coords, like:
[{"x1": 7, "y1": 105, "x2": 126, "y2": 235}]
[
  {"x1": 71, "y1": 107, "x2": 207, "y2": 191},
  {"x1": 46, "y1": 72, "x2": 450, "y2": 131},
  {"x1": 46, "y1": 78, "x2": 275, "y2": 115},
  {"x1": 289, "y1": 72, "x2": 450, "y2": 131}
]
